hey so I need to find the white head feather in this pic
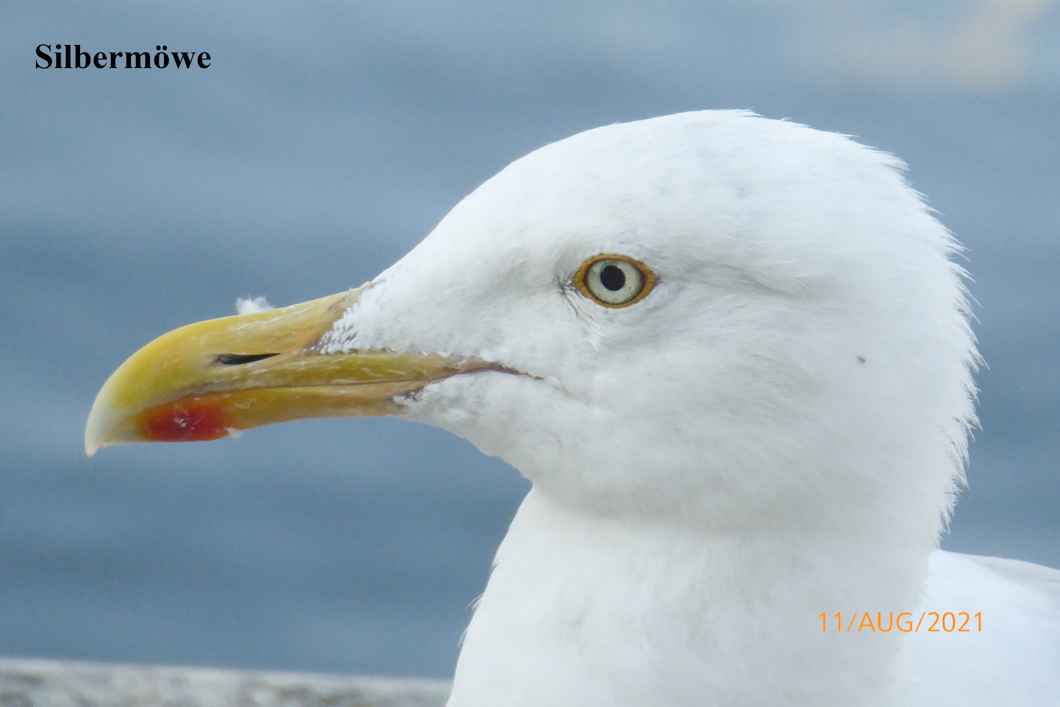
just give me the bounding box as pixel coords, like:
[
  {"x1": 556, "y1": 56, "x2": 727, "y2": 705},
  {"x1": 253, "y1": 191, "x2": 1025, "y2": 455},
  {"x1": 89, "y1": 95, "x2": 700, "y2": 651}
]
[{"x1": 326, "y1": 111, "x2": 976, "y2": 524}]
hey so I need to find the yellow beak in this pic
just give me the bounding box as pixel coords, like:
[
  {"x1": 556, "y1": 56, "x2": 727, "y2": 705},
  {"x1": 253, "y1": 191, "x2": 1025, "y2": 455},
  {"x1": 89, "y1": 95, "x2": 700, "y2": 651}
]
[{"x1": 85, "y1": 287, "x2": 486, "y2": 456}]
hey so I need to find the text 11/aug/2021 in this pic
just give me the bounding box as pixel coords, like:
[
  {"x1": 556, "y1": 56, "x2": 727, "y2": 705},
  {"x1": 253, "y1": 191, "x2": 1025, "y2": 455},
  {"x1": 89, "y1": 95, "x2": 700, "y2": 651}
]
[
  {"x1": 36, "y1": 45, "x2": 211, "y2": 70},
  {"x1": 821, "y1": 612, "x2": 983, "y2": 633}
]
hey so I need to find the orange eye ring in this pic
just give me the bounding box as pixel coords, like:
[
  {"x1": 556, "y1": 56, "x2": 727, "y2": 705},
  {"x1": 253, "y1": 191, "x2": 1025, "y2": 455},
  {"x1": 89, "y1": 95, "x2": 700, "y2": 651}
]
[{"x1": 574, "y1": 254, "x2": 657, "y2": 308}]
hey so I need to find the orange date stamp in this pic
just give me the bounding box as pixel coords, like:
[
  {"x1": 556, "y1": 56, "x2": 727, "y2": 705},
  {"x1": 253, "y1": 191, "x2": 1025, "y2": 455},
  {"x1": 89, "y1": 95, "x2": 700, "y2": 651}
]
[{"x1": 820, "y1": 612, "x2": 982, "y2": 633}]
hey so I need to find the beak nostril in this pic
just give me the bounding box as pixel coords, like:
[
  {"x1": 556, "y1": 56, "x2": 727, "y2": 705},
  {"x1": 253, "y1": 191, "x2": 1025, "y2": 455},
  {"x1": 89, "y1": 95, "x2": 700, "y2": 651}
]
[{"x1": 216, "y1": 353, "x2": 280, "y2": 366}]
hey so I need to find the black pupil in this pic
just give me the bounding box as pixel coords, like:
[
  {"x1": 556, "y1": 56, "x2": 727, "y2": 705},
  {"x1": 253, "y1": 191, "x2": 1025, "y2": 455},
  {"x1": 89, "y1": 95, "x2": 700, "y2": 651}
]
[{"x1": 600, "y1": 264, "x2": 627, "y2": 291}]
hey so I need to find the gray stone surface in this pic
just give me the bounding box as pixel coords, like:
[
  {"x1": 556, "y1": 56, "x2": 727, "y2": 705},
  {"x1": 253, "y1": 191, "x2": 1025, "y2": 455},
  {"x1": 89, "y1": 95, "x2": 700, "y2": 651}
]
[{"x1": 0, "y1": 658, "x2": 450, "y2": 707}]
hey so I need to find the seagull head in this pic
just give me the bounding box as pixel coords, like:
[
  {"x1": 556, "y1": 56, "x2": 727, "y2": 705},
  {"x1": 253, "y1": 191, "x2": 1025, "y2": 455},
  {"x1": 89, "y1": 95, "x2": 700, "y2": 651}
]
[{"x1": 86, "y1": 111, "x2": 977, "y2": 534}]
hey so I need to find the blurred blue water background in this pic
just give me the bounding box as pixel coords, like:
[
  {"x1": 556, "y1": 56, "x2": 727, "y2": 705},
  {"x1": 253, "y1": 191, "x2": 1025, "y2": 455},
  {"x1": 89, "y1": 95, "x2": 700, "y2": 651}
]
[{"x1": 2, "y1": 0, "x2": 1058, "y2": 678}]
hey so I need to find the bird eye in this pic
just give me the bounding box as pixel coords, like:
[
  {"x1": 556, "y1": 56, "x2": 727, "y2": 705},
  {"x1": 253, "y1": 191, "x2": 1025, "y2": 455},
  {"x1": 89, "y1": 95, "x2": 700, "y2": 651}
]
[{"x1": 574, "y1": 255, "x2": 656, "y2": 307}]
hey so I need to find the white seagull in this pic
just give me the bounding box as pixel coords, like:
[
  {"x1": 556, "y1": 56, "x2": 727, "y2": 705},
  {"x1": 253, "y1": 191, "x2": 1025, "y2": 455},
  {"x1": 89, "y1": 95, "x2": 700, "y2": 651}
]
[{"x1": 86, "y1": 111, "x2": 1060, "y2": 706}]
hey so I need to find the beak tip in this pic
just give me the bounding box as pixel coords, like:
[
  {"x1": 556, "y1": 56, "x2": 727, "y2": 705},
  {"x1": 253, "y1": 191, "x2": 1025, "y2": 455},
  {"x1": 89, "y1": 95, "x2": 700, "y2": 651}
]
[
  {"x1": 84, "y1": 421, "x2": 103, "y2": 457},
  {"x1": 85, "y1": 394, "x2": 112, "y2": 458}
]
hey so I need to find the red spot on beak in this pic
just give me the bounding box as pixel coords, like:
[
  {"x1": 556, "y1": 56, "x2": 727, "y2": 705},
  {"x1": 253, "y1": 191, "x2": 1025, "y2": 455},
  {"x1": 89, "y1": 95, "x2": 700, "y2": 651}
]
[{"x1": 140, "y1": 400, "x2": 232, "y2": 442}]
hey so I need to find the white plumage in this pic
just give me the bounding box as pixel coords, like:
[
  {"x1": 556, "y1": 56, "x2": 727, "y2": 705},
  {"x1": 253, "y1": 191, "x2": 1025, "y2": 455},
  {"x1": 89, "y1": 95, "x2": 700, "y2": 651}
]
[
  {"x1": 314, "y1": 111, "x2": 1060, "y2": 706},
  {"x1": 80, "y1": 105, "x2": 1059, "y2": 704}
]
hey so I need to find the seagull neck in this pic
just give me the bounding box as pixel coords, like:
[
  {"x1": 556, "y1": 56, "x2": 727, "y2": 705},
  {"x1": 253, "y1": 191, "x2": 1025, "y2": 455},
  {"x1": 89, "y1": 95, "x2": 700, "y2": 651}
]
[{"x1": 451, "y1": 487, "x2": 932, "y2": 707}]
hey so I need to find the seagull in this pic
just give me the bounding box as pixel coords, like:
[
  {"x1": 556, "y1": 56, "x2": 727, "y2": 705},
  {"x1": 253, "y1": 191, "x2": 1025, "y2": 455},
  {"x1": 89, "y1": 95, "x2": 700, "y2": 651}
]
[{"x1": 85, "y1": 111, "x2": 1059, "y2": 706}]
